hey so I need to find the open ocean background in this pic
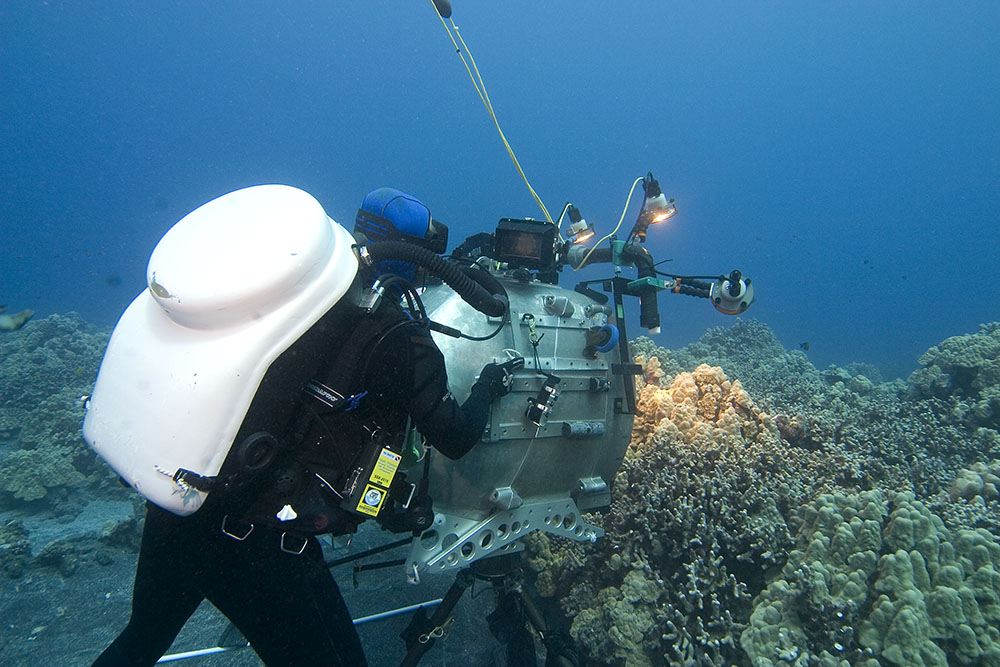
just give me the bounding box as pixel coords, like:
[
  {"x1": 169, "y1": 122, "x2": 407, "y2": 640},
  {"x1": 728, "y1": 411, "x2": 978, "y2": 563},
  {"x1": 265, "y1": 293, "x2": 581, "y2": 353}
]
[{"x1": 2, "y1": 1, "x2": 998, "y2": 378}]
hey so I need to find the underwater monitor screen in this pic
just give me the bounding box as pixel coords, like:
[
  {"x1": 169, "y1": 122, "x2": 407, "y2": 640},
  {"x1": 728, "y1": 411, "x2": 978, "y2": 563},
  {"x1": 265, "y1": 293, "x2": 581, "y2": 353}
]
[{"x1": 493, "y1": 218, "x2": 557, "y2": 270}]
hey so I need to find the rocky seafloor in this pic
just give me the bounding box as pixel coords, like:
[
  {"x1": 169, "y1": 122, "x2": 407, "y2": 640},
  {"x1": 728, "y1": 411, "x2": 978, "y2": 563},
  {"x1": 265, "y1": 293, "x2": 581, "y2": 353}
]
[{"x1": 1, "y1": 314, "x2": 999, "y2": 666}]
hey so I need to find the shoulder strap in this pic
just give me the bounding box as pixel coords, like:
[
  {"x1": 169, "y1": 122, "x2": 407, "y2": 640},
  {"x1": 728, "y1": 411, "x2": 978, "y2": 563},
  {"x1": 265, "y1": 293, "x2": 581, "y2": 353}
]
[{"x1": 314, "y1": 301, "x2": 412, "y2": 397}]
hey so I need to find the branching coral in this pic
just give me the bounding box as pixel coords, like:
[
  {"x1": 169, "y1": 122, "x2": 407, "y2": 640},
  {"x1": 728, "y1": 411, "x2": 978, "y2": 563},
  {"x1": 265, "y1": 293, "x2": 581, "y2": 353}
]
[{"x1": 532, "y1": 361, "x2": 847, "y2": 666}]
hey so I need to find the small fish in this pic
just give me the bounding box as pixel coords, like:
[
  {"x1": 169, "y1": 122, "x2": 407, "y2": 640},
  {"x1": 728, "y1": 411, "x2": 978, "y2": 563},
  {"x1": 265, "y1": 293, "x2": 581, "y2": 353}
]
[{"x1": 800, "y1": 342, "x2": 810, "y2": 351}]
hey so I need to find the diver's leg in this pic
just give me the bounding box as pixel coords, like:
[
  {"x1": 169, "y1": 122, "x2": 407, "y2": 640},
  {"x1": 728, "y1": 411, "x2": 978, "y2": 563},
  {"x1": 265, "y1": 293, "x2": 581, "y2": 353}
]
[
  {"x1": 91, "y1": 504, "x2": 205, "y2": 666},
  {"x1": 208, "y1": 530, "x2": 367, "y2": 667}
]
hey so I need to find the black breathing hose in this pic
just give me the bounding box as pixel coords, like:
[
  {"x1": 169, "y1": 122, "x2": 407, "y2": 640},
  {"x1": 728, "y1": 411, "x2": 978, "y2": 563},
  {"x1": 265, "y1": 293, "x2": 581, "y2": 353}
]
[
  {"x1": 458, "y1": 262, "x2": 508, "y2": 304},
  {"x1": 364, "y1": 241, "x2": 508, "y2": 318}
]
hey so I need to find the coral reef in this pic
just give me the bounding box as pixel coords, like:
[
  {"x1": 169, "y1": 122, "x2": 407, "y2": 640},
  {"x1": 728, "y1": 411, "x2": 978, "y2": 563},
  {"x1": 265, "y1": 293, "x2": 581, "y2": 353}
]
[
  {"x1": 0, "y1": 314, "x2": 147, "y2": 581},
  {"x1": 742, "y1": 490, "x2": 1000, "y2": 666},
  {"x1": 0, "y1": 447, "x2": 86, "y2": 501},
  {"x1": 951, "y1": 461, "x2": 1000, "y2": 502},
  {"x1": 2, "y1": 307, "x2": 999, "y2": 662},
  {"x1": 908, "y1": 322, "x2": 1000, "y2": 430},
  {"x1": 933, "y1": 461, "x2": 1000, "y2": 541},
  {"x1": 0, "y1": 314, "x2": 114, "y2": 509},
  {"x1": 24, "y1": 499, "x2": 139, "y2": 577},
  {"x1": 631, "y1": 320, "x2": 826, "y2": 418},
  {"x1": 533, "y1": 361, "x2": 847, "y2": 665},
  {"x1": 634, "y1": 321, "x2": 1000, "y2": 496},
  {"x1": 530, "y1": 320, "x2": 1000, "y2": 666}
]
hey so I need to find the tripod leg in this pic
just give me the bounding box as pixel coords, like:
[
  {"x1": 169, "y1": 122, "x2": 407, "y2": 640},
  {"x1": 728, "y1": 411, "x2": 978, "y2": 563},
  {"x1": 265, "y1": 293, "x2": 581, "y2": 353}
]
[
  {"x1": 487, "y1": 579, "x2": 581, "y2": 667},
  {"x1": 487, "y1": 585, "x2": 539, "y2": 667},
  {"x1": 399, "y1": 569, "x2": 474, "y2": 667}
]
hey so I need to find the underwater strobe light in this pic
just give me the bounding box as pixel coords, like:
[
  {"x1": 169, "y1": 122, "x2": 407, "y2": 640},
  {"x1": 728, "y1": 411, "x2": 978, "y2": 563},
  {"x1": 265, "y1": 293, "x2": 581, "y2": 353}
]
[
  {"x1": 566, "y1": 205, "x2": 595, "y2": 245},
  {"x1": 630, "y1": 172, "x2": 677, "y2": 243}
]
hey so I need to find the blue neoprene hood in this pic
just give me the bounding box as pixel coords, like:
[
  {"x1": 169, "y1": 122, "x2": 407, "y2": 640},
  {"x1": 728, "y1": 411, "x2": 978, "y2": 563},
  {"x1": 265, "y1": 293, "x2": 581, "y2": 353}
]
[
  {"x1": 358, "y1": 188, "x2": 431, "y2": 242},
  {"x1": 356, "y1": 188, "x2": 434, "y2": 282}
]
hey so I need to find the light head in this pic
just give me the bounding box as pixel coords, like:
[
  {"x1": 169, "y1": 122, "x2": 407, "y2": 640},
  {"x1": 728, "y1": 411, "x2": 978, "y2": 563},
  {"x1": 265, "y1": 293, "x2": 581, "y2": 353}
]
[
  {"x1": 630, "y1": 173, "x2": 676, "y2": 242},
  {"x1": 566, "y1": 205, "x2": 595, "y2": 245}
]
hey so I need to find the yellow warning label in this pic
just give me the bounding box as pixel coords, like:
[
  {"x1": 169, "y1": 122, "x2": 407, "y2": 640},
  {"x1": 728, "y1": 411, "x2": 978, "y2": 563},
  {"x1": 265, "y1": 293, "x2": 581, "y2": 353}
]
[
  {"x1": 370, "y1": 448, "x2": 401, "y2": 488},
  {"x1": 355, "y1": 484, "x2": 388, "y2": 517}
]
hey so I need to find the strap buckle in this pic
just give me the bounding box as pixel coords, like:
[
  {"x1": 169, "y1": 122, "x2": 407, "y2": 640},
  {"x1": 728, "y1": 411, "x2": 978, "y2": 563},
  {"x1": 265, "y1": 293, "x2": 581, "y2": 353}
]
[
  {"x1": 220, "y1": 515, "x2": 254, "y2": 541},
  {"x1": 419, "y1": 617, "x2": 454, "y2": 643},
  {"x1": 280, "y1": 532, "x2": 308, "y2": 555}
]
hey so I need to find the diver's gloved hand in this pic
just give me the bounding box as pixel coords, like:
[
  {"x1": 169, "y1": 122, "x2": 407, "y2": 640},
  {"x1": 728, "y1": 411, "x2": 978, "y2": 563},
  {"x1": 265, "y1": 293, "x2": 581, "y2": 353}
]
[{"x1": 477, "y1": 357, "x2": 524, "y2": 400}]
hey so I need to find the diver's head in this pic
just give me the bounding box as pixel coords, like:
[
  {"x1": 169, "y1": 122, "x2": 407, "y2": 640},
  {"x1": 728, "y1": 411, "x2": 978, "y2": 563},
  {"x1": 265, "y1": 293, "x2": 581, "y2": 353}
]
[{"x1": 355, "y1": 188, "x2": 448, "y2": 282}]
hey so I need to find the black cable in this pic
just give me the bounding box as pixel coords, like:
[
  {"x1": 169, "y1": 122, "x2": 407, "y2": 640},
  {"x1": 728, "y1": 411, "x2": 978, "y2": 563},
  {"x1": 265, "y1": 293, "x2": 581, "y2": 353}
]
[
  {"x1": 374, "y1": 273, "x2": 429, "y2": 325},
  {"x1": 324, "y1": 536, "x2": 413, "y2": 568},
  {"x1": 354, "y1": 559, "x2": 406, "y2": 574},
  {"x1": 656, "y1": 272, "x2": 726, "y2": 281},
  {"x1": 521, "y1": 314, "x2": 545, "y2": 374},
  {"x1": 460, "y1": 312, "x2": 509, "y2": 342}
]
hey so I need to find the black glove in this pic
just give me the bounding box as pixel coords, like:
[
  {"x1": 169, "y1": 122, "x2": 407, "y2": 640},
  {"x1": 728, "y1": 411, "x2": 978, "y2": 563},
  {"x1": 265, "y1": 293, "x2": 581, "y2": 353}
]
[{"x1": 477, "y1": 357, "x2": 524, "y2": 400}]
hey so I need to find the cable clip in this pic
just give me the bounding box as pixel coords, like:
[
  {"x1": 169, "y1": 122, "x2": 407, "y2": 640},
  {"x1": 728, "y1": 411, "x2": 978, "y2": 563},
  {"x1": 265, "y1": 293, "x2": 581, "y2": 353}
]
[
  {"x1": 521, "y1": 313, "x2": 543, "y2": 346},
  {"x1": 419, "y1": 617, "x2": 454, "y2": 644}
]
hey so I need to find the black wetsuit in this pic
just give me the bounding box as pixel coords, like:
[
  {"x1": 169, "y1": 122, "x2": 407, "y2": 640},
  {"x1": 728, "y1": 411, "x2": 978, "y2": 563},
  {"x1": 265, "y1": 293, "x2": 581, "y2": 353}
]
[{"x1": 93, "y1": 305, "x2": 492, "y2": 667}]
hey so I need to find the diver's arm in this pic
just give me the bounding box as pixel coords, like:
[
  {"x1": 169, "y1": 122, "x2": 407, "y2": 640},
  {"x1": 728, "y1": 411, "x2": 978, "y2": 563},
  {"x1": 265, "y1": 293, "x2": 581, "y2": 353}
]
[{"x1": 407, "y1": 334, "x2": 491, "y2": 460}]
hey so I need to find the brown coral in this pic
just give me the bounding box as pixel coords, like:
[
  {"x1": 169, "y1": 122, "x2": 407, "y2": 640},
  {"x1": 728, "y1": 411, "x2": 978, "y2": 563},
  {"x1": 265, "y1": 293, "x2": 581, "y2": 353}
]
[
  {"x1": 531, "y1": 360, "x2": 846, "y2": 665},
  {"x1": 632, "y1": 361, "x2": 777, "y2": 456}
]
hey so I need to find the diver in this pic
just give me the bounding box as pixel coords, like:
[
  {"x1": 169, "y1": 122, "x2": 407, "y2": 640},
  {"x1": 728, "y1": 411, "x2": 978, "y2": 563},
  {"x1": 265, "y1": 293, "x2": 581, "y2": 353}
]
[{"x1": 90, "y1": 187, "x2": 519, "y2": 667}]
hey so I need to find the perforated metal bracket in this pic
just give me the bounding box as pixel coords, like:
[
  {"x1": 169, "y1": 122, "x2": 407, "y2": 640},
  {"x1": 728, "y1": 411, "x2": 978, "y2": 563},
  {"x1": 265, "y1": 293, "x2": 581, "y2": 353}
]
[{"x1": 405, "y1": 497, "x2": 602, "y2": 579}]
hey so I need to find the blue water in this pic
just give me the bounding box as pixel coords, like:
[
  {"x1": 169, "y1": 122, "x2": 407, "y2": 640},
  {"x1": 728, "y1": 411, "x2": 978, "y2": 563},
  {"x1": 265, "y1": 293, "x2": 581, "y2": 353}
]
[{"x1": 2, "y1": 1, "x2": 998, "y2": 378}]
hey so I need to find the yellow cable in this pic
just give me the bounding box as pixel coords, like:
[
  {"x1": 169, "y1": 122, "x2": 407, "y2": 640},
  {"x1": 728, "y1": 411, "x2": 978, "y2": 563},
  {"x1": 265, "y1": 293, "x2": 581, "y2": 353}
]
[
  {"x1": 428, "y1": 2, "x2": 642, "y2": 274},
  {"x1": 574, "y1": 177, "x2": 645, "y2": 270},
  {"x1": 450, "y1": 20, "x2": 554, "y2": 224},
  {"x1": 429, "y1": 2, "x2": 489, "y2": 109},
  {"x1": 554, "y1": 202, "x2": 570, "y2": 243},
  {"x1": 451, "y1": 21, "x2": 497, "y2": 120},
  {"x1": 428, "y1": 0, "x2": 553, "y2": 224},
  {"x1": 555, "y1": 202, "x2": 570, "y2": 229}
]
